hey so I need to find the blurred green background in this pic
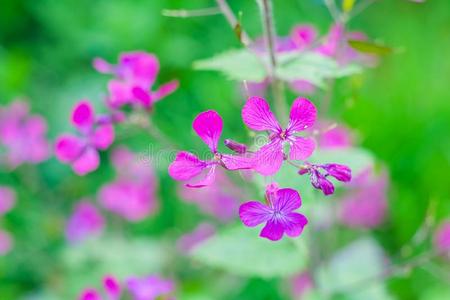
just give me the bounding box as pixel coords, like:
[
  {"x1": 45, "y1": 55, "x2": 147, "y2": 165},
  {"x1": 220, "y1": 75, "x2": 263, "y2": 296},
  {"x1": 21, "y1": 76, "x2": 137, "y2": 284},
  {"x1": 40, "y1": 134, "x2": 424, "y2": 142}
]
[{"x1": 1, "y1": 0, "x2": 450, "y2": 299}]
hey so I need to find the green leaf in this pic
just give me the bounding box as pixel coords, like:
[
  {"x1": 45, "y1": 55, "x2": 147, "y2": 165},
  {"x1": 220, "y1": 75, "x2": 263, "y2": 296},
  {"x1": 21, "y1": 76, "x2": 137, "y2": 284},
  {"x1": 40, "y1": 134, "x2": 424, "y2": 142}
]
[
  {"x1": 191, "y1": 225, "x2": 308, "y2": 278},
  {"x1": 316, "y1": 238, "x2": 394, "y2": 300},
  {"x1": 193, "y1": 49, "x2": 267, "y2": 81},
  {"x1": 348, "y1": 40, "x2": 394, "y2": 55}
]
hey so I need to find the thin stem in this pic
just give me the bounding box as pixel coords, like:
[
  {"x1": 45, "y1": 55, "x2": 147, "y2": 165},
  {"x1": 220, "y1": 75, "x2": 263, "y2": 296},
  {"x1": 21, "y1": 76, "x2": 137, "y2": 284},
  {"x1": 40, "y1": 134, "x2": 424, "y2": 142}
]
[
  {"x1": 216, "y1": 0, "x2": 251, "y2": 46},
  {"x1": 324, "y1": 0, "x2": 342, "y2": 23},
  {"x1": 257, "y1": 0, "x2": 288, "y2": 121},
  {"x1": 349, "y1": 0, "x2": 377, "y2": 20},
  {"x1": 162, "y1": 7, "x2": 221, "y2": 18}
]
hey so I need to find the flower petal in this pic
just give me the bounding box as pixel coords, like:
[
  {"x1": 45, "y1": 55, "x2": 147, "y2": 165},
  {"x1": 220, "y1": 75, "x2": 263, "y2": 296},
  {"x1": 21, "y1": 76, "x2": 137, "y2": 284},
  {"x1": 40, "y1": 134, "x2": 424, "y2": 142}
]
[
  {"x1": 253, "y1": 141, "x2": 284, "y2": 176},
  {"x1": 72, "y1": 100, "x2": 95, "y2": 129},
  {"x1": 131, "y1": 86, "x2": 152, "y2": 108},
  {"x1": 322, "y1": 163, "x2": 352, "y2": 182},
  {"x1": 119, "y1": 51, "x2": 159, "y2": 87},
  {"x1": 55, "y1": 134, "x2": 85, "y2": 163},
  {"x1": 153, "y1": 80, "x2": 179, "y2": 102},
  {"x1": 78, "y1": 289, "x2": 102, "y2": 300},
  {"x1": 91, "y1": 124, "x2": 115, "y2": 150},
  {"x1": 192, "y1": 110, "x2": 223, "y2": 153},
  {"x1": 242, "y1": 97, "x2": 281, "y2": 132},
  {"x1": 168, "y1": 151, "x2": 207, "y2": 181},
  {"x1": 221, "y1": 153, "x2": 253, "y2": 170},
  {"x1": 289, "y1": 136, "x2": 315, "y2": 160},
  {"x1": 107, "y1": 80, "x2": 132, "y2": 108},
  {"x1": 284, "y1": 212, "x2": 308, "y2": 238},
  {"x1": 260, "y1": 220, "x2": 284, "y2": 241},
  {"x1": 273, "y1": 188, "x2": 301, "y2": 213},
  {"x1": 239, "y1": 201, "x2": 272, "y2": 227},
  {"x1": 72, "y1": 147, "x2": 100, "y2": 175},
  {"x1": 103, "y1": 275, "x2": 121, "y2": 300},
  {"x1": 287, "y1": 98, "x2": 317, "y2": 133},
  {"x1": 92, "y1": 57, "x2": 113, "y2": 73},
  {"x1": 186, "y1": 165, "x2": 217, "y2": 188}
]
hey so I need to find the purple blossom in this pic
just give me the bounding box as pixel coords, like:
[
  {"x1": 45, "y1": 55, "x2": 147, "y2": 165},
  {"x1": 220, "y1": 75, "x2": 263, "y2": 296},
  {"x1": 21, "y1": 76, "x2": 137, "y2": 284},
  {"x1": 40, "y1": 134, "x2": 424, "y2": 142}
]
[
  {"x1": 242, "y1": 97, "x2": 317, "y2": 176},
  {"x1": 291, "y1": 271, "x2": 314, "y2": 299},
  {"x1": 177, "y1": 223, "x2": 216, "y2": 253},
  {"x1": 314, "y1": 120, "x2": 353, "y2": 149},
  {"x1": 94, "y1": 51, "x2": 178, "y2": 110},
  {"x1": 98, "y1": 147, "x2": 158, "y2": 221},
  {"x1": 66, "y1": 200, "x2": 104, "y2": 243},
  {"x1": 0, "y1": 100, "x2": 50, "y2": 168},
  {"x1": 338, "y1": 167, "x2": 388, "y2": 228},
  {"x1": 168, "y1": 110, "x2": 252, "y2": 188},
  {"x1": 239, "y1": 184, "x2": 308, "y2": 241},
  {"x1": 0, "y1": 229, "x2": 13, "y2": 255},
  {"x1": 55, "y1": 100, "x2": 115, "y2": 175},
  {"x1": 434, "y1": 220, "x2": 450, "y2": 254},
  {"x1": 126, "y1": 275, "x2": 174, "y2": 300},
  {"x1": 0, "y1": 186, "x2": 15, "y2": 216},
  {"x1": 299, "y1": 163, "x2": 352, "y2": 196},
  {"x1": 224, "y1": 139, "x2": 247, "y2": 154},
  {"x1": 78, "y1": 275, "x2": 121, "y2": 300}
]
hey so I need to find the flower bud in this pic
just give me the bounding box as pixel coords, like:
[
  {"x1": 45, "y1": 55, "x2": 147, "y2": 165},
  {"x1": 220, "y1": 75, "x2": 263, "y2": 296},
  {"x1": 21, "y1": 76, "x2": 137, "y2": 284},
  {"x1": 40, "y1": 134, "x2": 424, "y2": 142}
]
[
  {"x1": 224, "y1": 139, "x2": 247, "y2": 154},
  {"x1": 322, "y1": 163, "x2": 351, "y2": 182}
]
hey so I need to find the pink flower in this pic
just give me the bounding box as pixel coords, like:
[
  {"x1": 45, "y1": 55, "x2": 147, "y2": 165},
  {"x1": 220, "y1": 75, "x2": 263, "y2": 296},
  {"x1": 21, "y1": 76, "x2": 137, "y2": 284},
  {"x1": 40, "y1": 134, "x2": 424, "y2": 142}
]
[
  {"x1": 0, "y1": 229, "x2": 13, "y2": 255},
  {"x1": 239, "y1": 184, "x2": 308, "y2": 241},
  {"x1": 178, "y1": 169, "x2": 242, "y2": 221},
  {"x1": 298, "y1": 163, "x2": 352, "y2": 196},
  {"x1": 291, "y1": 271, "x2": 314, "y2": 299},
  {"x1": 0, "y1": 100, "x2": 50, "y2": 168},
  {"x1": 338, "y1": 167, "x2": 388, "y2": 228},
  {"x1": 98, "y1": 147, "x2": 158, "y2": 221},
  {"x1": 126, "y1": 275, "x2": 174, "y2": 300},
  {"x1": 55, "y1": 100, "x2": 115, "y2": 175},
  {"x1": 315, "y1": 120, "x2": 353, "y2": 149},
  {"x1": 94, "y1": 51, "x2": 178, "y2": 110},
  {"x1": 0, "y1": 186, "x2": 15, "y2": 215},
  {"x1": 177, "y1": 223, "x2": 216, "y2": 253},
  {"x1": 66, "y1": 201, "x2": 104, "y2": 243},
  {"x1": 168, "y1": 110, "x2": 252, "y2": 188},
  {"x1": 78, "y1": 275, "x2": 121, "y2": 300},
  {"x1": 242, "y1": 97, "x2": 316, "y2": 176},
  {"x1": 434, "y1": 220, "x2": 450, "y2": 254}
]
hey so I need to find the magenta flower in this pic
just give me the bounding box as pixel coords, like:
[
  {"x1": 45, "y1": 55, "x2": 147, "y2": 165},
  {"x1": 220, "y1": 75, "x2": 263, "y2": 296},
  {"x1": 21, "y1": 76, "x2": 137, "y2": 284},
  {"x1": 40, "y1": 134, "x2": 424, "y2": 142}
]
[
  {"x1": 0, "y1": 100, "x2": 50, "y2": 168},
  {"x1": 93, "y1": 51, "x2": 178, "y2": 110},
  {"x1": 242, "y1": 97, "x2": 317, "y2": 176},
  {"x1": 55, "y1": 100, "x2": 115, "y2": 175},
  {"x1": 338, "y1": 167, "x2": 388, "y2": 228},
  {"x1": 434, "y1": 220, "x2": 450, "y2": 255},
  {"x1": 78, "y1": 275, "x2": 121, "y2": 300},
  {"x1": 126, "y1": 275, "x2": 174, "y2": 300},
  {"x1": 177, "y1": 223, "x2": 216, "y2": 253},
  {"x1": 0, "y1": 229, "x2": 13, "y2": 255},
  {"x1": 98, "y1": 147, "x2": 158, "y2": 221},
  {"x1": 299, "y1": 163, "x2": 351, "y2": 195},
  {"x1": 239, "y1": 184, "x2": 308, "y2": 241},
  {"x1": 169, "y1": 110, "x2": 252, "y2": 188},
  {"x1": 66, "y1": 200, "x2": 105, "y2": 243},
  {"x1": 0, "y1": 186, "x2": 15, "y2": 215}
]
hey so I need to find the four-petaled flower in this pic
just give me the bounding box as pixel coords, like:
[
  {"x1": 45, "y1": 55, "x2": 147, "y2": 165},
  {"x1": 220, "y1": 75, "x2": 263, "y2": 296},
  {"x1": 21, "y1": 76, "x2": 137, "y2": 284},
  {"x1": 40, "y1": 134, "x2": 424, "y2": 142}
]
[
  {"x1": 299, "y1": 163, "x2": 351, "y2": 195},
  {"x1": 168, "y1": 110, "x2": 252, "y2": 188},
  {"x1": 239, "y1": 184, "x2": 308, "y2": 241},
  {"x1": 55, "y1": 100, "x2": 115, "y2": 175},
  {"x1": 242, "y1": 96, "x2": 317, "y2": 176}
]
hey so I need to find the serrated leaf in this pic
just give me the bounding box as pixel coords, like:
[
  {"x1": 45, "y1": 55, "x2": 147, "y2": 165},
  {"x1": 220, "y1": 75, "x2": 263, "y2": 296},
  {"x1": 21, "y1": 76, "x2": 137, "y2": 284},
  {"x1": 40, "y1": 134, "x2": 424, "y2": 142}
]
[
  {"x1": 193, "y1": 49, "x2": 267, "y2": 81},
  {"x1": 191, "y1": 225, "x2": 308, "y2": 278},
  {"x1": 348, "y1": 40, "x2": 393, "y2": 55}
]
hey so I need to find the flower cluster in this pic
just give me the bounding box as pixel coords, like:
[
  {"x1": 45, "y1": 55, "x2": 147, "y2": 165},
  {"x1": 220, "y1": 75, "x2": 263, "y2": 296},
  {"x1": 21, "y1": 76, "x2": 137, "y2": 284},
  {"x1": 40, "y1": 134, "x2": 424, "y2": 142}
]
[{"x1": 169, "y1": 96, "x2": 352, "y2": 241}]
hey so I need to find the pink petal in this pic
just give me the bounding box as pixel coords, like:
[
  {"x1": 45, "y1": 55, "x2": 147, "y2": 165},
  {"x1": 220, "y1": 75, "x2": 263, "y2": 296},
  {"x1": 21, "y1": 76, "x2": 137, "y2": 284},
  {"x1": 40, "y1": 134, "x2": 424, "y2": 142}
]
[
  {"x1": 92, "y1": 57, "x2": 113, "y2": 73},
  {"x1": 91, "y1": 124, "x2": 114, "y2": 150},
  {"x1": 273, "y1": 188, "x2": 301, "y2": 213},
  {"x1": 192, "y1": 110, "x2": 223, "y2": 153},
  {"x1": 66, "y1": 201, "x2": 104, "y2": 243},
  {"x1": 168, "y1": 151, "x2": 208, "y2": 181},
  {"x1": 72, "y1": 147, "x2": 100, "y2": 175},
  {"x1": 242, "y1": 97, "x2": 281, "y2": 132},
  {"x1": 284, "y1": 212, "x2": 308, "y2": 238},
  {"x1": 290, "y1": 25, "x2": 317, "y2": 50},
  {"x1": 78, "y1": 289, "x2": 102, "y2": 300},
  {"x1": 289, "y1": 136, "x2": 315, "y2": 160},
  {"x1": 239, "y1": 201, "x2": 272, "y2": 227},
  {"x1": 260, "y1": 220, "x2": 284, "y2": 241},
  {"x1": 132, "y1": 86, "x2": 152, "y2": 108},
  {"x1": 186, "y1": 165, "x2": 217, "y2": 188},
  {"x1": 287, "y1": 98, "x2": 317, "y2": 133},
  {"x1": 0, "y1": 186, "x2": 15, "y2": 215},
  {"x1": 253, "y1": 141, "x2": 284, "y2": 176},
  {"x1": 103, "y1": 275, "x2": 121, "y2": 299},
  {"x1": 0, "y1": 229, "x2": 13, "y2": 255},
  {"x1": 72, "y1": 100, "x2": 95, "y2": 129},
  {"x1": 153, "y1": 80, "x2": 179, "y2": 102},
  {"x1": 55, "y1": 134, "x2": 85, "y2": 163},
  {"x1": 221, "y1": 153, "x2": 253, "y2": 170},
  {"x1": 107, "y1": 80, "x2": 133, "y2": 108},
  {"x1": 119, "y1": 51, "x2": 159, "y2": 87}
]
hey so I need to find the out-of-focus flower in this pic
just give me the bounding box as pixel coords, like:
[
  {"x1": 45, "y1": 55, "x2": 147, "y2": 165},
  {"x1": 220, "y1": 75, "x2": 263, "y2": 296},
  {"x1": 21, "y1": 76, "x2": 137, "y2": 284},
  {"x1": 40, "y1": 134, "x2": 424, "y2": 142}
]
[
  {"x1": 66, "y1": 200, "x2": 104, "y2": 243},
  {"x1": 239, "y1": 183, "x2": 308, "y2": 241},
  {"x1": 55, "y1": 100, "x2": 115, "y2": 175},
  {"x1": 0, "y1": 229, "x2": 13, "y2": 255},
  {"x1": 178, "y1": 169, "x2": 242, "y2": 221},
  {"x1": 168, "y1": 110, "x2": 252, "y2": 188},
  {"x1": 177, "y1": 223, "x2": 216, "y2": 253},
  {"x1": 338, "y1": 167, "x2": 388, "y2": 228},
  {"x1": 242, "y1": 97, "x2": 316, "y2": 176},
  {"x1": 126, "y1": 275, "x2": 174, "y2": 300},
  {"x1": 78, "y1": 275, "x2": 121, "y2": 300},
  {"x1": 433, "y1": 220, "x2": 450, "y2": 254},
  {"x1": 291, "y1": 271, "x2": 314, "y2": 299},
  {"x1": 93, "y1": 51, "x2": 178, "y2": 110},
  {"x1": 98, "y1": 147, "x2": 158, "y2": 221},
  {"x1": 0, "y1": 100, "x2": 50, "y2": 168},
  {"x1": 298, "y1": 163, "x2": 352, "y2": 196},
  {"x1": 78, "y1": 289, "x2": 101, "y2": 300},
  {"x1": 0, "y1": 186, "x2": 15, "y2": 215},
  {"x1": 315, "y1": 120, "x2": 353, "y2": 149}
]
